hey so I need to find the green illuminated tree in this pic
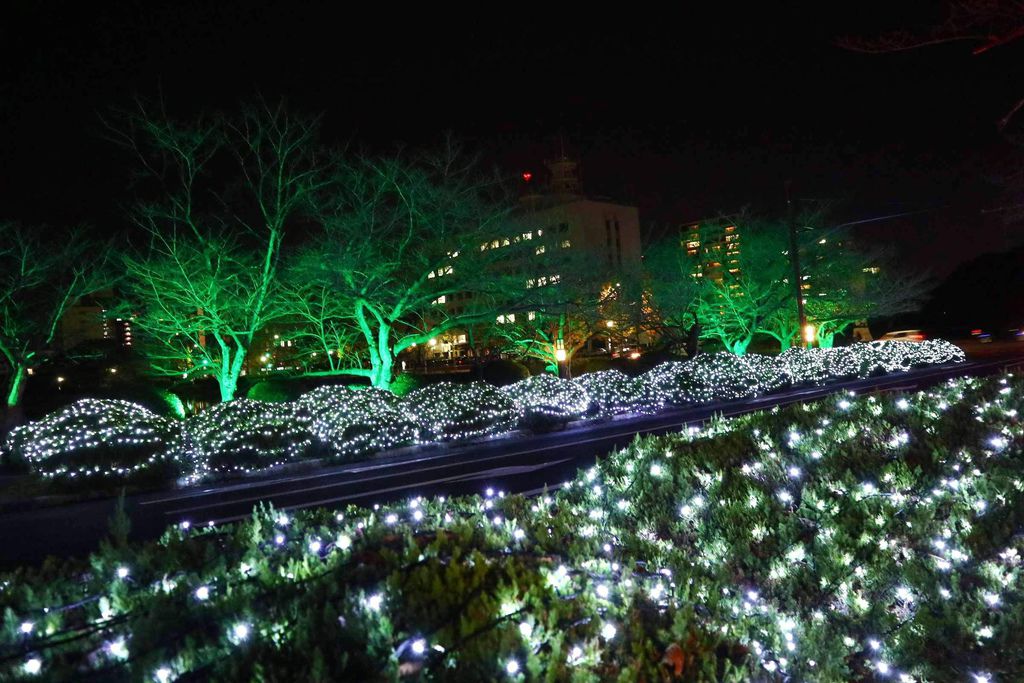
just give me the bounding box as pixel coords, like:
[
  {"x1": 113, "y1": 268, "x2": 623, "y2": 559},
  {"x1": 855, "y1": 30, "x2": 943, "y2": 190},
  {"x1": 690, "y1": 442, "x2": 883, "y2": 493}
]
[
  {"x1": 762, "y1": 222, "x2": 931, "y2": 349},
  {"x1": 489, "y1": 250, "x2": 626, "y2": 376},
  {"x1": 642, "y1": 238, "x2": 703, "y2": 350},
  {"x1": 669, "y1": 219, "x2": 791, "y2": 356},
  {"x1": 290, "y1": 141, "x2": 532, "y2": 390},
  {"x1": 0, "y1": 224, "x2": 111, "y2": 424},
  {"x1": 115, "y1": 102, "x2": 323, "y2": 401}
]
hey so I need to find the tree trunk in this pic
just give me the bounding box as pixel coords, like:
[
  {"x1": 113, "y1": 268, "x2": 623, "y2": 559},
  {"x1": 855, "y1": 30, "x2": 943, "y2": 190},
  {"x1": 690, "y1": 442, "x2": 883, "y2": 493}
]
[
  {"x1": 3, "y1": 364, "x2": 27, "y2": 432},
  {"x1": 217, "y1": 347, "x2": 247, "y2": 402},
  {"x1": 5, "y1": 363, "x2": 26, "y2": 410},
  {"x1": 729, "y1": 338, "x2": 751, "y2": 356},
  {"x1": 373, "y1": 352, "x2": 393, "y2": 391}
]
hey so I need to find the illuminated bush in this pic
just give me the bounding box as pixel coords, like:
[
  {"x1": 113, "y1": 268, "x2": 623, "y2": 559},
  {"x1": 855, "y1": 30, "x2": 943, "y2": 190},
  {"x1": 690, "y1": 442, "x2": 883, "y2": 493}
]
[
  {"x1": 182, "y1": 399, "x2": 316, "y2": 477},
  {"x1": 502, "y1": 374, "x2": 590, "y2": 428},
  {"x1": 403, "y1": 381, "x2": 518, "y2": 441},
  {"x1": 739, "y1": 353, "x2": 791, "y2": 393},
  {"x1": 573, "y1": 369, "x2": 659, "y2": 417},
  {"x1": 1, "y1": 398, "x2": 181, "y2": 481},
  {"x1": 782, "y1": 340, "x2": 966, "y2": 384},
  {"x1": 643, "y1": 352, "x2": 762, "y2": 405},
  {"x1": 298, "y1": 386, "x2": 419, "y2": 458},
  {"x1": 781, "y1": 347, "x2": 835, "y2": 384}
]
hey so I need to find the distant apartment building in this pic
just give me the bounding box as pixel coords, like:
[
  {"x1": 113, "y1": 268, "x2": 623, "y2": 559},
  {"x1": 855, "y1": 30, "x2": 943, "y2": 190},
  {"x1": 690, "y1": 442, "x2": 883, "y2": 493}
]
[
  {"x1": 681, "y1": 220, "x2": 741, "y2": 282},
  {"x1": 59, "y1": 290, "x2": 134, "y2": 351}
]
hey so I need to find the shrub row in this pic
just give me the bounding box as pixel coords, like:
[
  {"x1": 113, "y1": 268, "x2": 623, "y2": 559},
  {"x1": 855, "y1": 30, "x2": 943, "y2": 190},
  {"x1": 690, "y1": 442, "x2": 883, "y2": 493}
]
[{"x1": 2, "y1": 340, "x2": 965, "y2": 483}]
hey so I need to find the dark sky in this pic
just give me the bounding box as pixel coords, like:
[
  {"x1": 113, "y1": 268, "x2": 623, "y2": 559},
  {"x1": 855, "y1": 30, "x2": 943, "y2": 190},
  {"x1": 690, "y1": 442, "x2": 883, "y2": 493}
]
[{"x1": 3, "y1": 2, "x2": 1022, "y2": 275}]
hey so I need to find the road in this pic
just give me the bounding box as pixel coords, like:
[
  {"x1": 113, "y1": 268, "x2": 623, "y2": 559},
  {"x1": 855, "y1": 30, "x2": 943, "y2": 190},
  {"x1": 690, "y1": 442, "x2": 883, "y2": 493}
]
[{"x1": 1, "y1": 357, "x2": 1019, "y2": 569}]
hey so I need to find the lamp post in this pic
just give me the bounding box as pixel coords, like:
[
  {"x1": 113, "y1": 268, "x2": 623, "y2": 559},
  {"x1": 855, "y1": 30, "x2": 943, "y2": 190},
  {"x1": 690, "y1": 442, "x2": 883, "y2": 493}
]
[
  {"x1": 554, "y1": 338, "x2": 567, "y2": 379},
  {"x1": 785, "y1": 181, "x2": 808, "y2": 348}
]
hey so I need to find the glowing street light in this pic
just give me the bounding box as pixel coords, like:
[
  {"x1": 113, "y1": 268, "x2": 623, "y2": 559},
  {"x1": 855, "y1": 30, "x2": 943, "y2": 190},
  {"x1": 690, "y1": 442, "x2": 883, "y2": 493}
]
[{"x1": 802, "y1": 324, "x2": 816, "y2": 345}]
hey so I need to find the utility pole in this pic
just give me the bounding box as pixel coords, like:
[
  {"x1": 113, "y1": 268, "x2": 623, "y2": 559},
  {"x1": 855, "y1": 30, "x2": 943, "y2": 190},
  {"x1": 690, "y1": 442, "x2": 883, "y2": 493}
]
[{"x1": 785, "y1": 181, "x2": 808, "y2": 347}]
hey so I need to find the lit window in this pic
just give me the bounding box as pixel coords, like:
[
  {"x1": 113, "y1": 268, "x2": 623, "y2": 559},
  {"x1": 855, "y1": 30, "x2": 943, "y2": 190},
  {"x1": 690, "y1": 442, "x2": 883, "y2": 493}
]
[
  {"x1": 527, "y1": 311, "x2": 536, "y2": 321},
  {"x1": 863, "y1": 266, "x2": 880, "y2": 274},
  {"x1": 561, "y1": 240, "x2": 571, "y2": 248},
  {"x1": 527, "y1": 278, "x2": 536, "y2": 288},
  {"x1": 549, "y1": 274, "x2": 561, "y2": 284},
  {"x1": 522, "y1": 232, "x2": 532, "y2": 240},
  {"x1": 535, "y1": 245, "x2": 546, "y2": 255},
  {"x1": 432, "y1": 295, "x2": 447, "y2": 305},
  {"x1": 502, "y1": 238, "x2": 510, "y2": 246},
  {"x1": 491, "y1": 240, "x2": 500, "y2": 249}
]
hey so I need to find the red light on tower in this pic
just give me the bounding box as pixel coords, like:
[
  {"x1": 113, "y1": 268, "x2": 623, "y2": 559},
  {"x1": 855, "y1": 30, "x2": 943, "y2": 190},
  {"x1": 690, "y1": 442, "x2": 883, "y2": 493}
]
[{"x1": 522, "y1": 171, "x2": 532, "y2": 182}]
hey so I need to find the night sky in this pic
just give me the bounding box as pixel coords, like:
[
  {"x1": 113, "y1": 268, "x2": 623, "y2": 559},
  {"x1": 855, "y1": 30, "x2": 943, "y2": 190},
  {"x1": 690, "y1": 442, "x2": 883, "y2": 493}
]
[{"x1": 3, "y1": 2, "x2": 1022, "y2": 276}]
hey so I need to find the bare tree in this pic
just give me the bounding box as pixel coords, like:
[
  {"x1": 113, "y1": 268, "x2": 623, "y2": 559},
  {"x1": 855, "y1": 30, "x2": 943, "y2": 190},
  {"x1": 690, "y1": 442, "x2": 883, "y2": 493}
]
[
  {"x1": 290, "y1": 141, "x2": 533, "y2": 390},
  {"x1": 0, "y1": 224, "x2": 111, "y2": 423},
  {"x1": 489, "y1": 250, "x2": 624, "y2": 376},
  {"x1": 114, "y1": 101, "x2": 323, "y2": 401},
  {"x1": 838, "y1": 2, "x2": 1024, "y2": 130}
]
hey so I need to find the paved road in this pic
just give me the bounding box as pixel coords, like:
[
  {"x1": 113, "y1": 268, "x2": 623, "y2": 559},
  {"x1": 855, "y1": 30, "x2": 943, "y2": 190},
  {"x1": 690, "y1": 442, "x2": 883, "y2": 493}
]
[{"x1": 1, "y1": 358, "x2": 1019, "y2": 569}]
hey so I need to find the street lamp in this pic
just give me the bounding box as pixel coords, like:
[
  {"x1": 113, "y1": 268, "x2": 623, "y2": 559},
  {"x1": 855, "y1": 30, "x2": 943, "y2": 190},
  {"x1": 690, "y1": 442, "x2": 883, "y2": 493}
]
[
  {"x1": 554, "y1": 338, "x2": 567, "y2": 378},
  {"x1": 802, "y1": 323, "x2": 816, "y2": 346}
]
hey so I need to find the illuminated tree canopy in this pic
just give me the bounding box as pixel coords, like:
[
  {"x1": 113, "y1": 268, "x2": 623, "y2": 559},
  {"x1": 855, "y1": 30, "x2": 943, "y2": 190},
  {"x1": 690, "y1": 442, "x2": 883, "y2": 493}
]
[
  {"x1": 288, "y1": 141, "x2": 535, "y2": 390},
  {"x1": 647, "y1": 215, "x2": 929, "y2": 354},
  {"x1": 115, "y1": 101, "x2": 324, "y2": 401},
  {"x1": 0, "y1": 223, "x2": 110, "y2": 420}
]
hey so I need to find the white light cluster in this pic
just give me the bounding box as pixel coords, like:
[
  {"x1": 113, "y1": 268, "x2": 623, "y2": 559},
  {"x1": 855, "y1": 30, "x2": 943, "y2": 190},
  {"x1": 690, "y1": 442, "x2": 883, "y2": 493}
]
[
  {"x1": 501, "y1": 373, "x2": 591, "y2": 422},
  {"x1": 181, "y1": 399, "x2": 315, "y2": 477},
  {"x1": 1, "y1": 399, "x2": 180, "y2": 481},
  {"x1": 573, "y1": 369, "x2": 661, "y2": 417},
  {"x1": 401, "y1": 381, "x2": 518, "y2": 441},
  {"x1": 298, "y1": 386, "x2": 419, "y2": 457},
  {"x1": 642, "y1": 352, "x2": 765, "y2": 405}
]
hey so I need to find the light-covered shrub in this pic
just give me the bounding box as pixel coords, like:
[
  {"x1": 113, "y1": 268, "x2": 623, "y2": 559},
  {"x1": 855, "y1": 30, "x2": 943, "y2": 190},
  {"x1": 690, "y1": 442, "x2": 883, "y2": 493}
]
[
  {"x1": 182, "y1": 399, "x2": 315, "y2": 477},
  {"x1": 740, "y1": 353, "x2": 791, "y2": 393},
  {"x1": 403, "y1": 382, "x2": 518, "y2": 441},
  {"x1": 643, "y1": 352, "x2": 761, "y2": 405},
  {"x1": 298, "y1": 386, "x2": 418, "y2": 458},
  {"x1": 573, "y1": 369, "x2": 659, "y2": 417},
  {"x1": 502, "y1": 374, "x2": 590, "y2": 428},
  {"x1": 781, "y1": 347, "x2": 833, "y2": 385},
  {"x1": 2, "y1": 398, "x2": 181, "y2": 481}
]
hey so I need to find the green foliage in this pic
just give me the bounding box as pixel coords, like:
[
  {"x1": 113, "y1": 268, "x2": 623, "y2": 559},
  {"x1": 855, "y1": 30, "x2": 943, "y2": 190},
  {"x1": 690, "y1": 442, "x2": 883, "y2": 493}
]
[
  {"x1": 388, "y1": 372, "x2": 426, "y2": 397},
  {"x1": 2, "y1": 373, "x2": 1023, "y2": 680},
  {"x1": 245, "y1": 379, "x2": 303, "y2": 403}
]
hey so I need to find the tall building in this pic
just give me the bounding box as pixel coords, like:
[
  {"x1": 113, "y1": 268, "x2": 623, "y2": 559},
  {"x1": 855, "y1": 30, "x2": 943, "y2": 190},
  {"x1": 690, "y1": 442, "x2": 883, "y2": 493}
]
[
  {"x1": 680, "y1": 220, "x2": 741, "y2": 282},
  {"x1": 59, "y1": 290, "x2": 134, "y2": 350},
  {"x1": 423, "y1": 155, "x2": 643, "y2": 360},
  {"x1": 519, "y1": 157, "x2": 642, "y2": 271}
]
